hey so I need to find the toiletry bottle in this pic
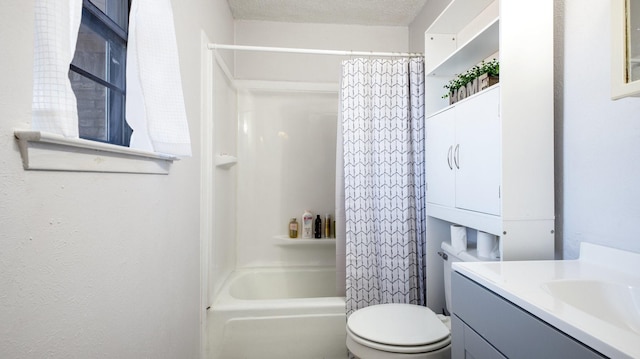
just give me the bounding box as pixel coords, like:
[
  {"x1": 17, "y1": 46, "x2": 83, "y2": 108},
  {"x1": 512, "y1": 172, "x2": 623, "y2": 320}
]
[
  {"x1": 302, "y1": 210, "x2": 313, "y2": 239},
  {"x1": 332, "y1": 220, "x2": 336, "y2": 238},
  {"x1": 324, "y1": 214, "x2": 331, "y2": 238},
  {"x1": 314, "y1": 215, "x2": 322, "y2": 238},
  {"x1": 288, "y1": 218, "x2": 298, "y2": 238}
]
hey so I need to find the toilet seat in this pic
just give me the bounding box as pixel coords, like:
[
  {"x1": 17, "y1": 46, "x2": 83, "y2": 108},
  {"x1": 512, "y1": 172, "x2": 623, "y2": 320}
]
[
  {"x1": 346, "y1": 304, "x2": 451, "y2": 354},
  {"x1": 346, "y1": 326, "x2": 451, "y2": 354}
]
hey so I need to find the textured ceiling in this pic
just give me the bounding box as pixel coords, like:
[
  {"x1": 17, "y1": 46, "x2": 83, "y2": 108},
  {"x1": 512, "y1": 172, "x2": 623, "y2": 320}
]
[{"x1": 226, "y1": 0, "x2": 428, "y2": 26}]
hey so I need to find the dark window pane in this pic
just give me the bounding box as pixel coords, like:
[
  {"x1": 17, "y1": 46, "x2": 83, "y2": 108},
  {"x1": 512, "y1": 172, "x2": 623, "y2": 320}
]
[
  {"x1": 71, "y1": 12, "x2": 126, "y2": 90},
  {"x1": 107, "y1": 39, "x2": 125, "y2": 91},
  {"x1": 72, "y1": 22, "x2": 107, "y2": 81},
  {"x1": 71, "y1": 72, "x2": 108, "y2": 142},
  {"x1": 71, "y1": 72, "x2": 131, "y2": 145},
  {"x1": 89, "y1": 0, "x2": 129, "y2": 31},
  {"x1": 107, "y1": 89, "x2": 131, "y2": 145}
]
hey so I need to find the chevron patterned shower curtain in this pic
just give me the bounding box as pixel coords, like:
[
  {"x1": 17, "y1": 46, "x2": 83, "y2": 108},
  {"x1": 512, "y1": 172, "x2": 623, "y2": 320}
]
[{"x1": 340, "y1": 58, "x2": 426, "y2": 316}]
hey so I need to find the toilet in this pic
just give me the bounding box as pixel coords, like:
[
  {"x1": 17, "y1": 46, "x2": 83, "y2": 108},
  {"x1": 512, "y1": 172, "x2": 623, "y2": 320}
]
[{"x1": 346, "y1": 242, "x2": 479, "y2": 359}]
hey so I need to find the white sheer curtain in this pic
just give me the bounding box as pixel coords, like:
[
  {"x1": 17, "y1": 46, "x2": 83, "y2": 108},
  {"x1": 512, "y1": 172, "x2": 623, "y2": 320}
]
[
  {"x1": 126, "y1": 0, "x2": 191, "y2": 156},
  {"x1": 340, "y1": 58, "x2": 426, "y2": 317},
  {"x1": 31, "y1": 0, "x2": 192, "y2": 157},
  {"x1": 31, "y1": 0, "x2": 82, "y2": 137}
]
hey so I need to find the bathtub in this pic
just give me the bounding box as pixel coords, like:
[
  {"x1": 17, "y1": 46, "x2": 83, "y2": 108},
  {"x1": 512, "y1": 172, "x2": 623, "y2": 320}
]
[{"x1": 208, "y1": 266, "x2": 348, "y2": 359}]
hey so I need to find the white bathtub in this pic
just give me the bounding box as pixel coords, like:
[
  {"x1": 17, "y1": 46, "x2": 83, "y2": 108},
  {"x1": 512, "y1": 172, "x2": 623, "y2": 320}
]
[{"x1": 208, "y1": 267, "x2": 348, "y2": 359}]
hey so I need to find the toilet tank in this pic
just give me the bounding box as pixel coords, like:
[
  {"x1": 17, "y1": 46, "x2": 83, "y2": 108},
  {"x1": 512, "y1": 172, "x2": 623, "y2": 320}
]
[{"x1": 440, "y1": 242, "x2": 480, "y2": 314}]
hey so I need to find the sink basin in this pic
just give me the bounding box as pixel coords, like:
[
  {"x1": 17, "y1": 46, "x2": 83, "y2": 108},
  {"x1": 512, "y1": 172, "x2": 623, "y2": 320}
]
[{"x1": 542, "y1": 279, "x2": 640, "y2": 334}]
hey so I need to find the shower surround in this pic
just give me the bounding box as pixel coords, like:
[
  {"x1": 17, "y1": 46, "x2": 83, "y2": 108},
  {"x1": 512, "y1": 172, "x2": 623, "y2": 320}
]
[{"x1": 235, "y1": 87, "x2": 339, "y2": 268}]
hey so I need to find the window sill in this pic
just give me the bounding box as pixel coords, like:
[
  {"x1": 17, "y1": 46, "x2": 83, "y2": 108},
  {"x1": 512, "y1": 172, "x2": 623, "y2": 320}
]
[{"x1": 14, "y1": 130, "x2": 178, "y2": 174}]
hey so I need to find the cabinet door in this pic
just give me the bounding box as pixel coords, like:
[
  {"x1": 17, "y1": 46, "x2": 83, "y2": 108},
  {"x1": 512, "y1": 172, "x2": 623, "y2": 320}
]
[
  {"x1": 452, "y1": 315, "x2": 507, "y2": 359},
  {"x1": 454, "y1": 87, "x2": 501, "y2": 215},
  {"x1": 425, "y1": 107, "x2": 456, "y2": 208}
]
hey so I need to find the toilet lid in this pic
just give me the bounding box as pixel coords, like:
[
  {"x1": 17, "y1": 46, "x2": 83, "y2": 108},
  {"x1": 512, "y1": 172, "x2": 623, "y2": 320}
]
[{"x1": 347, "y1": 303, "x2": 450, "y2": 347}]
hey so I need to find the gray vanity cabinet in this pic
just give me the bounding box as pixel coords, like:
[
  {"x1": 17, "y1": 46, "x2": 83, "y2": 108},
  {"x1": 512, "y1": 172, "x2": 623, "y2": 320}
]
[{"x1": 451, "y1": 272, "x2": 606, "y2": 359}]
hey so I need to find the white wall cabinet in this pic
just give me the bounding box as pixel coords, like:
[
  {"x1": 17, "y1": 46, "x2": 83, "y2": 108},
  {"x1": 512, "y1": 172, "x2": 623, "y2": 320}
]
[
  {"x1": 424, "y1": 0, "x2": 555, "y2": 312},
  {"x1": 426, "y1": 86, "x2": 501, "y2": 216}
]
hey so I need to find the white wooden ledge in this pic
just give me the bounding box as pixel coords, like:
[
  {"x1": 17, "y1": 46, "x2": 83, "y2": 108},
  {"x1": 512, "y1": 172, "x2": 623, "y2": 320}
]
[{"x1": 14, "y1": 130, "x2": 178, "y2": 174}]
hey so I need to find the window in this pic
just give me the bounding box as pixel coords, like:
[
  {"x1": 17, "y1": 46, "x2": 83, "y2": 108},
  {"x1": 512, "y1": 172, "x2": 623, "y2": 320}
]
[{"x1": 69, "y1": 0, "x2": 131, "y2": 146}]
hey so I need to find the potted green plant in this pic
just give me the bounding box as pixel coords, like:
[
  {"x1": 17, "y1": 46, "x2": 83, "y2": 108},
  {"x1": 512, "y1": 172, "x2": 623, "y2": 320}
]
[{"x1": 443, "y1": 59, "x2": 499, "y2": 104}]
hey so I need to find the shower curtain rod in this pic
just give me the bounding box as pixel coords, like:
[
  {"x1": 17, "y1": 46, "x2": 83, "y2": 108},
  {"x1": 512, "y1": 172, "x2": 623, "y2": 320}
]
[{"x1": 208, "y1": 43, "x2": 423, "y2": 58}]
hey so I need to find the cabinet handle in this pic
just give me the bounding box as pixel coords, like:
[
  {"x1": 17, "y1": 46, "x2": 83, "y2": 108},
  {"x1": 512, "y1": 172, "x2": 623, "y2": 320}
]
[
  {"x1": 447, "y1": 145, "x2": 453, "y2": 170},
  {"x1": 454, "y1": 144, "x2": 460, "y2": 169}
]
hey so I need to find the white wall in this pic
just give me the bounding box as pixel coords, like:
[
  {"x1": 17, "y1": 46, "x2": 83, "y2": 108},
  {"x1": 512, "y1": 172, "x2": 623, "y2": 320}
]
[
  {"x1": 234, "y1": 20, "x2": 409, "y2": 82},
  {"x1": 0, "y1": 0, "x2": 234, "y2": 358},
  {"x1": 559, "y1": 0, "x2": 640, "y2": 258},
  {"x1": 408, "y1": 0, "x2": 450, "y2": 52}
]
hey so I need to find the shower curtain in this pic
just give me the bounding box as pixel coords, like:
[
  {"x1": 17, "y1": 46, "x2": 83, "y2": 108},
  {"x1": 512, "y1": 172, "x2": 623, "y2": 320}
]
[{"x1": 338, "y1": 57, "x2": 426, "y2": 316}]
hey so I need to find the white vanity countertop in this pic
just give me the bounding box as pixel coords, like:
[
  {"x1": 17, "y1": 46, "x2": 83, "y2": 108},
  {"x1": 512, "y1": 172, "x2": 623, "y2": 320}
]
[{"x1": 453, "y1": 243, "x2": 640, "y2": 359}]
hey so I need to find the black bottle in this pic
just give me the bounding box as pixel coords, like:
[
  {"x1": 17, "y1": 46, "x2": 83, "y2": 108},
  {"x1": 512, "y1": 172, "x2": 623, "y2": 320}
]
[{"x1": 314, "y1": 215, "x2": 322, "y2": 238}]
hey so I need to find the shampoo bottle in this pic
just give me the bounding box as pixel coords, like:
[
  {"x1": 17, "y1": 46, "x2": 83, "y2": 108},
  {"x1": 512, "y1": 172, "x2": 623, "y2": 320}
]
[
  {"x1": 324, "y1": 214, "x2": 331, "y2": 238},
  {"x1": 288, "y1": 218, "x2": 298, "y2": 238},
  {"x1": 314, "y1": 215, "x2": 322, "y2": 239},
  {"x1": 302, "y1": 210, "x2": 313, "y2": 239}
]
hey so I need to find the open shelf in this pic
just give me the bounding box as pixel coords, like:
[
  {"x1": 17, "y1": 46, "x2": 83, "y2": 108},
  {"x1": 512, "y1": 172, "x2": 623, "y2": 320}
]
[
  {"x1": 425, "y1": 0, "x2": 499, "y2": 115},
  {"x1": 273, "y1": 235, "x2": 336, "y2": 246},
  {"x1": 427, "y1": 83, "x2": 501, "y2": 119},
  {"x1": 427, "y1": 0, "x2": 496, "y2": 34},
  {"x1": 426, "y1": 19, "x2": 499, "y2": 77},
  {"x1": 215, "y1": 154, "x2": 237, "y2": 168}
]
